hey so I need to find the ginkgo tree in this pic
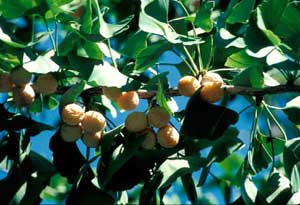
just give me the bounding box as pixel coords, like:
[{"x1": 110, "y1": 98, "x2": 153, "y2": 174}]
[{"x1": 1, "y1": 0, "x2": 300, "y2": 204}]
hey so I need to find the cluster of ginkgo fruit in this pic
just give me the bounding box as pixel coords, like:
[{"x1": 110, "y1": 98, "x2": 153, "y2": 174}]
[
  {"x1": 60, "y1": 86, "x2": 179, "y2": 149},
  {"x1": 0, "y1": 67, "x2": 58, "y2": 107},
  {"x1": 103, "y1": 86, "x2": 180, "y2": 149},
  {"x1": 178, "y1": 72, "x2": 224, "y2": 102},
  {"x1": 60, "y1": 103, "x2": 107, "y2": 147}
]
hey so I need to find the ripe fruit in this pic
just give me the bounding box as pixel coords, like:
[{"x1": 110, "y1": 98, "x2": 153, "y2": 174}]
[
  {"x1": 201, "y1": 72, "x2": 223, "y2": 86},
  {"x1": 157, "y1": 125, "x2": 179, "y2": 148},
  {"x1": 82, "y1": 131, "x2": 102, "y2": 147},
  {"x1": 0, "y1": 73, "x2": 14, "y2": 92},
  {"x1": 125, "y1": 111, "x2": 148, "y2": 133},
  {"x1": 35, "y1": 73, "x2": 58, "y2": 95},
  {"x1": 13, "y1": 84, "x2": 35, "y2": 107},
  {"x1": 60, "y1": 124, "x2": 82, "y2": 142},
  {"x1": 178, "y1": 76, "x2": 200, "y2": 97},
  {"x1": 103, "y1": 86, "x2": 121, "y2": 100},
  {"x1": 200, "y1": 82, "x2": 224, "y2": 103},
  {"x1": 81, "y1": 110, "x2": 106, "y2": 133},
  {"x1": 116, "y1": 91, "x2": 139, "y2": 110},
  {"x1": 61, "y1": 103, "x2": 85, "y2": 126},
  {"x1": 10, "y1": 67, "x2": 32, "y2": 87},
  {"x1": 141, "y1": 128, "x2": 156, "y2": 149},
  {"x1": 147, "y1": 106, "x2": 170, "y2": 128}
]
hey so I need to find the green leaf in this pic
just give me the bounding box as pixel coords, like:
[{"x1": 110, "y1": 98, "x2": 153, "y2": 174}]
[
  {"x1": 257, "y1": 0, "x2": 288, "y2": 30},
  {"x1": 181, "y1": 174, "x2": 197, "y2": 204},
  {"x1": 256, "y1": 7, "x2": 282, "y2": 46},
  {"x1": 94, "y1": 2, "x2": 133, "y2": 39},
  {"x1": 249, "y1": 66, "x2": 264, "y2": 88},
  {"x1": 139, "y1": 0, "x2": 201, "y2": 44},
  {"x1": 46, "y1": 95, "x2": 59, "y2": 110},
  {"x1": 219, "y1": 154, "x2": 244, "y2": 186},
  {"x1": 156, "y1": 155, "x2": 206, "y2": 189},
  {"x1": 82, "y1": 0, "x2": 92, "y2": 33},
  {"x1": 156, "y1": 82, "x2": 174, "y2": 115},
  {"x1": 0, "y1": 151, "x2": 56, "y2": 204},
  {"x1": 181, "y1": 90, "x2": 239, "y2": 140},
  {"x1": 88, "y1": 62, "x2": 129, "y2": 87},
  {"x1": 251, "y1": 135, "x2": 272, "y2": 173},
  {"x1": 274, "y1": 4, "x2": 300, "y2": 38},
  {"x1": 283, "y1": 97, "x2": 300, "y2": 124},
  {"x1": 283, "y1": 138, "x2": 300, "y2": 178},
  {"x1": 77, "y1": 41, "x2": 103, "y2": 60},
  {"x1": 206, "y1": 128, "x2": 244, "y2": 165},
  {"x1": 145, "y1": 0, "x2": 169, "y2": 22},
  {"x1": 134, "y1": 40, "x2": 172, "y2": 73},
  {"x1": 0, "y1": 0, "x2": 40, "y2": 19},
  {"x1": 194, "y1": 1, "x2": 214, "y2": 32},
  {"x1": 225, "y1": 50, "x2": 261, "y2": 68},
  {"x1": 68, "y1": 55, "x2": 101, "y2": 80},
  {"x1": 120, "y1": 31, "x2": 148, "y2": 58},
  {"x1": 201, "y1": 35, "x2": 214, "y2": 69},
  {"x1": 19, "y1": 151, "x2": 57, "y2": 204},
  {"x1": 241, "y1": 174, "x2": 266, "y2": 205},
  {"x1": 49, "y1": 131, "x2": 94, "y2": 183},
  {"x1": 23, "y1": 55, "x2": 60, "y2": 74},
  {"x1": 291, "y1": 162, "x2": 300, "y2": 193},
  {"x1": 28, "y1": 95, "x2": 43, "y2": 113},
  {"x1": 102, "y1": 136, "x2": 145, "y2": 186},
  {"x1": 264, "y1": 170, "x2": 292, "y2": 205},
  {"x1": 60, "y1": 81, "x2": 85, "y2": 110},
  {"x1": 66, "y1": 175, "x2": 114, "y2": 205},
  {"x1": 226, "y1": 0, "x2": 255, "y2": 24}
]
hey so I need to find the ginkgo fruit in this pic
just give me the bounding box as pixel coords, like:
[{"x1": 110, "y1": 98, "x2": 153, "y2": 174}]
[
  {"x1": 141, "y1": 128, "x2": 156, "y2": 149},
  {"x1": 157, "y1": 125, "x2": 179, "y2": 148},
  {"x1": 81, "y1": 110, "x2": 106, "y2": 133},
  {"x1": 201, "y1": 72, "x2": 223, "y2": 86},
  {"x1": 200, "y1": 82, "x2": 224, "y2": 103},
  {"x1": 0, "y1": 73, "x2": 14, "y2": 92},
  {"x1": 147, "y1": 106, "x2": 170, "y2": 128},
  {"x1": 61, "y1": 103, "x2": 85, "y2": 126},
  {"x1": 82, "y1": 131, "x2": 102, "y2": 147},
  {"x1": 13, "y1": 84, "x2": 35, "y2": 107},
  {"x1": 103, "y1": 86, "x2": 121, "y2": 100},
  {"x1": 10, "y1": 67, "x2": 32, "y2": 87},
  {"x1": 116, "y1": 91, "x2": 139, "y2": 110},
  {"x1": 35, "y1": 73, "x2": 58, "y2": 95},
  {"x1": 178, "y1": 76, "x2": 200, "y2": 97},
  {"x1": 60, "y1": 124, "x2": 82, "y2": 142},
  {"x1": 125, "y1": 111, "x2": 148, "y2": 133}
]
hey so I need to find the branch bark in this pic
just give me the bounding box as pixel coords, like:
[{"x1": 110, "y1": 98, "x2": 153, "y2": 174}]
[{"x1": 75, "y1": 84, "x2": 300, "y2": 99}]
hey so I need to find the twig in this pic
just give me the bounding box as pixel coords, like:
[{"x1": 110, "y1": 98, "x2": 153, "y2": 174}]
[{"x1": 63, "y1": 84, "x2": 300, "y2": 99}]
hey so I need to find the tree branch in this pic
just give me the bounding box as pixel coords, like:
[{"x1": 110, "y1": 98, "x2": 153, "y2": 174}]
[{"x1": 72, "y1": 84, "x2": 300, "y2": 99}]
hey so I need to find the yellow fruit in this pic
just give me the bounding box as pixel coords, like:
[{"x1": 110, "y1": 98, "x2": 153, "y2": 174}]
[
  {"x1": 103, "y1": 86, "x2": 121, "y2": 100},
  {"x1": 141, "y1": 128, "x2": 156, "y2": 149},
  {"x1": 81, "y1": 110, "x2": 106, "y2": 133},
  {"x1": 147, "y1": 106, "x2": 170, "y2": 128},
  {"x1": 178, "y1": 76, "x2": 200, "y2": 97},
  {"x1": 35, "y1": 73, "x2": 58, "y2": 95},
  {"x1": 116, "y1": 91, "x2": 139, "y2": 110},
  {"x1": 61, "y1": 103, "x2": 85, "y2": 126},
  {"x1": 125, "y1": 111, "x2": 148, "y2": 133},
  {"x1": 82, "y1": 131, "x2": 102, "y2": 147},
  {"x1": 0, "y1": 73, "x2": 14, "y2": 92},
  {"x1": 200, "y1": 82, "x2": 224, "y2": 103},
  {"x1": 13, "y1": 84, "x2": 35, "y2": 107},
  {"x1": 10, "y1": 67, "x2": 32, "y2": 87},
  {"x1": 201, "y1": 72, "x2": 223, "y2": 86},
  {"x1": 60, "y1": 124, "x2": 82, "y2": 142},
  {"x1": 157, "y1": 125, "x2": 180, "y2": 148}
]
